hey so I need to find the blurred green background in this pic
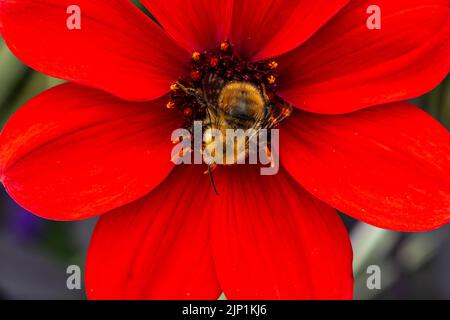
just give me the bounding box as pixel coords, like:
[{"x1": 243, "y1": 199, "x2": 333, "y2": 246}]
[{"x1": 0, "y1": 34, "x2": 449, "y2": 299}]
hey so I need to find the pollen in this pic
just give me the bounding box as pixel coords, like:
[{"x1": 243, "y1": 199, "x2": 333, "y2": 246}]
[
  {"x1": 170, "y1": 83, "x2": 179, "y2": 91},
  {"x1": 220, "y1": 41, "x2": 229, "y2": 51},
  {"x1": 267, "y1": 61, "x2": 278, "y2": 70},
  {"x1": 267, "y1": 75, "x2": 277, "y2": 85},
  {"x1": 166, "y1": 101, "x2": 176, "y2": 109},
  {"x1": 192, "y1": 51, "x2": 201, "y2": 62}
]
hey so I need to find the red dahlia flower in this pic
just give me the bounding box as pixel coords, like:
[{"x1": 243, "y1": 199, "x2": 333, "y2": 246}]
[{"x1": 0, "y1": 0, "x2": 449, "y2": 300}]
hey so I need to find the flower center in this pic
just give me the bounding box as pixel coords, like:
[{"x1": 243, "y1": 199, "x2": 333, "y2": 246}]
[{"x1": 167, "y1": 41, "x2": 292, "y2": 131}]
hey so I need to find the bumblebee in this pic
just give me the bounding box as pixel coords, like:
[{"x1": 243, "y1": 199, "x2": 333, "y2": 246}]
[
  {"x1": 215, "y1": 81, "x2": 268, "y2": 130},
  {"x1": 177, "y1": 74, "x2": 290, "y2": 166}
]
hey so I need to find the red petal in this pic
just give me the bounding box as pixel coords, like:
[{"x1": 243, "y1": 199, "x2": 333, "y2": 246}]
[
  {"x1": 0, "y1": 0, "x2": 189, "y2": 101},
  {"x1": 278, "y1": 0, "x2": 450, "y2": 114},
  {"x1": 86, "y1": 165, "x2": 220, "y2": 300},
  {"x1": 281, "y1": 103, "x2": 450, "y2": 231},
  {"x1": 0, "y1": 84, "x2": 179, "y2": 220},
  {"x1": 141, "y1": 0, "x2": 233, "y2": 52},
  {"x1": 211, "y1": 166, "x2": 353, "y2": 299},
  {"x1": 231, "y1": 0, "x2": 349, "y2": 61}
]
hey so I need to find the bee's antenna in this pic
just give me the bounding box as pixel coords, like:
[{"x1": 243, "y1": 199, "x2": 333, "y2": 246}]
[{"x1": 208, "y1": 164, "x2": 219, "y2": 196}]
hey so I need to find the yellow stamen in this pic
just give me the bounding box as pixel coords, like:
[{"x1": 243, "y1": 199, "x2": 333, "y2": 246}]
[
  {"x1": 192, "y1": 51, "x2": 201, "y2": 62},
  {"x1": 267, "y1": 75, "x2": 276, "y2": 85},
  {"x1": 166, "y1": 101, "x2": 175, "y2": 109},
  {"x1": 268, "y1": 61, "x2": 278, "y2": 70},
  {"x1": 220, "y1": 42, "x2": 229, "y2": 51}
]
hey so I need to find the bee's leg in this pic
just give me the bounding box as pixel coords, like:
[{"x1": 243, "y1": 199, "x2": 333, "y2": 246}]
[
  {"x1": 176, "y1": 82, "x2": 200, "y2": 96},
  {"x1": 176, "y1": 82, "x2": 208, "y2": 107},
  {"x1": 260, "y1": 83, "x2": 272, "y2": 126},
  {"x1": 207, "y1": 163, "x2": 219, "y2": 196},
  {"x1": 261, "y1": 83, "x2": 270, "y2": 103}
]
